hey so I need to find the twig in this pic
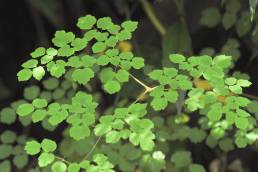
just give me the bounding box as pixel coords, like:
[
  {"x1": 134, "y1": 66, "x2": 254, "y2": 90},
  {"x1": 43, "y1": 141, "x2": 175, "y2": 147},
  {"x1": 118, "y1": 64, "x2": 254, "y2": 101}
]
[
  {"x1": 242, "y1": 93, "x2": 258, "y2": 101},
  {"x1": 82, "y1": 136, "x2": 102, "y2": 160},
  {"x1": 140, "y1": 0, "x2": 166, "y2": 35},
  {"x1": 129, "y1": 73, "x2": 152, "y2": 90},
  {"x1": 55, "y1": 155, "x2": 71, "y2": 164}
]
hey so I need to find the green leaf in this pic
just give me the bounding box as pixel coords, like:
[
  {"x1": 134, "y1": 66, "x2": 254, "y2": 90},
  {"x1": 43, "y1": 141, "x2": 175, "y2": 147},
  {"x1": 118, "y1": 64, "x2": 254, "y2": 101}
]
[
  {"x1": 121, "y1": 21, "x2": 138, "y2": 32},
  {"x1": 84, "y1": 29, "x2": 97, "y2": 41},
  {"x1": 0, "y1": 160, "x2": 11, "y2": 172},
  {"x1": 164, "y1": 90, "x2": 178, "y2": 103},
  {"x1": 131, "y1": 57, "x2": 144, "y2": 69},
  {"x1": 22, "y1": 59, "x2": 38, "y2": 68},
  {"x1": 116, "y1": 69, "x2": 129, "y2": 82},
  {"x1": 225, "y1": 77, "x2": 237, "y2": 85},
  {"x1": 94, "y1": 123, "x2": 112, "y2": 136},
  {"x1": 107, "y1": 24, "x2": 121, "y2": 34},
  {"x1": 32, "y1": 109, "x2": 47, "y2": 123},
  {"x1": 139, "y1": 131, "x2": 155, "y2": 151},
  {"x1": 30, "y1": 47, "x2": 46, "y2": 58},
  {"x1": 104, "y1": 80, "x2": 121, "y2": 94},
  {"x1": 77, "y1": 15, "x2": 97, "y2": 30},
  {"x1": 200, "y1": 7, "x2": 221, "y2": 27},
  {"x1": 51, "y1": 161, "x2": 67, "y2": 172},
  {"x1": 188, "y1": 128, "x2": 206, "y2": 143},
  {"x1": 41, "y1": 55, "x2": 54, "y2": 64},
  {"x1": 47, "y1": 48, "x2": 58, "y2": 56},
  {"x1": 13, "y1": 154, "x2": 28, "y2": 169},
  {"x1": 48, "y1": 61, "x2": 66, "y2": 78},
  {"x1": 117, "y1": 30, "x2": 132, "y2": 41},
  {"x1": 151, "y1": 98, "x2": 168, "y2": 111},
  {"x1": 72, "y1": 68, "x2": 94, "y2": 85},
  {"x1": 0, "y1": 145, "x2": 12, "y2": 160},
  {"x1": 163, "y1": 67, "x2": 178, "y2": 78},
  {"x1": 17, "y1": 69, "x2": 32, "y2": 81},
  {"x1": 41, "y1": 139, "x2": 57, "y2": 152},
  {"x1": 52, "y1": 30, "x2": 75, "y2": 47},
  {"x1": 235, "y1": 117, "x2": 249, "y2": 130},
  {"x1": 222, "y1": 13, "x2": 236, "y2": 30},
  {"x1": 207, "y1": 104, "x2": 223, "y2": 122},
  {"x1": 32, "y1": 98, "x2": 48, "y2": 108},
  {"x1": 235, "y1": 136, "x2": 247, "y2": 148},
  {"x1": 16, "y1": 103, "x2": 34, "y2": 116},
  {"x1": 229, "y1": 85, "x2": 242, "y2": 94},
  {"x1": 92, "y1": 42, "x2": 106, "y2": 53},
  {"x1": 169, "y1": 54, "x2": 185, "y2": 64},
  {"x1": 43, "y1": 78, "x2": 59, "y2": 90},
  {"x1": 97, "y1": 55, "x2": 109, "y2": 66},
  {"x1": 24, "y1": 86, "x2": 40, "y2": 100},
  {"x1": 148, "y1": 70, "x2": 163, "y2": 80},
  {"x1": 48, "y1": 109, "x2": 68, "y2": 126},
  {"x1": 71, "y1": 38, "x2": 88, "y2": 51},
  {"x1": 119, "y1": 52, "x2": 133, "y2": 60},
  {"x1": 99, "y1": 67, "x2": 115, "y2": 83},
  {"x1": 97, "y1": 17, "x2": 112, "y2": 30},
  {"x1": 1, "y1": 130, "x2": 17, "y2": 144},
  {"x1": 106, "y1": 131, "x2": 121, "y2": 143},
  {"x1": 105, "y1": 36, "x2": 118, "y2": 47},
  {"x1": 171, "y1": 151, "x2": 192, "y2": 168},
  {"x1": 237, "y1": 79, "x2": 252, "y2": 87},
  {"x1": 189, "y1": 164, "x2": 206, "y2": 172},
  {"x1": 81, "y1": 55, "x2": 96, "y2": 67},
  {"x1": 0, "y1": 107, "x2": 16, "y2": 124},
  {"x1": 219, "y1": 138, "x2": 234, "y2": 152},
  {"x1": 69, "y1": 125, "x2": 90, "y2": 141},
  {"x1": 58, "y1": 45, "x2": 75, "y2": 57},
  {"x1": 213, "y1": 55, "x2": 232, "y2": 69},
  {"x1": 68, "y1": 163, "x2": 80, "y2": 172},
  {"x1": 38, "y1": 152, "x2": 55, "y2": 167},
  {"x1": 236, "y1": 12, "x2": 251, "y2": 37},
  {"x1": 24, "y1": 140, "x2": 41, "y2": 155}
]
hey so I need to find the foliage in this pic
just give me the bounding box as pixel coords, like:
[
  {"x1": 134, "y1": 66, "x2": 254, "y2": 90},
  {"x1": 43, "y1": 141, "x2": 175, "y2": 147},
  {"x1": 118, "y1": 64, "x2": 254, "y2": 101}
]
[{"x1": 1, "y1": 1, "x2": 258, "y2": 171}]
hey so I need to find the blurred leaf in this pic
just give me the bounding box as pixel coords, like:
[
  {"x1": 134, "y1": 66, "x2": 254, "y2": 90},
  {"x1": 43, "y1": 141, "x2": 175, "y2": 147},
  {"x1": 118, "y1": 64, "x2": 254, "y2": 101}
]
[
  {"x1": 222, "y1": 13, "x2": 236, "y2": 30},
  {"x1": 27, "y1": 0, "x2": 64, "y2": 27},
  {"x1": 200, "y1": 7, "x2": 221, "y2": 28},
  {"x1": 236, "y1": 11, "x2": 252, "y2": 37},
  {"x1": 162, "y1": 23, "x2": 192, "y2": 66},
  {"x1": 249, "y1": 0, "x2": 258, "y2": 21},
  {"x1": 0, "y1": 80, "x2": 11, "y2": 100}
]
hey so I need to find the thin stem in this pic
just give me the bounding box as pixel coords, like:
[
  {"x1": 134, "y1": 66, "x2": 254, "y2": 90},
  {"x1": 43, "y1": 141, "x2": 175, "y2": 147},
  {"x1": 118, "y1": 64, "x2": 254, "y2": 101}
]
[
  {"x1": 129, "y1": 73, "x2": 152, "y2": 90},
  {"x1": 55, "y1": 155, "x2": 71, "y2": 164},
  {"x1": 83, "y1": 136, "x2": 102, "y2": 160},
  {"x1": 140, "y1": 0, "x2": 166, "y2": 35},
  {"x1": 133, "y1": 89, "x2": 149, "y2": 104},
  {"x1": 242, "y1": 93, "x2": 258, "y2": 101},
  {"x1": 220, "y1": 153, "x2": 227, "y2": 172}
]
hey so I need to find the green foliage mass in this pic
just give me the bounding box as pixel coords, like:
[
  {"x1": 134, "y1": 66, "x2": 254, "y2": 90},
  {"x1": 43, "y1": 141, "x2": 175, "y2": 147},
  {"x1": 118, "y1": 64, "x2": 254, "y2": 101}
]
[{"x1": 1, "y1": 6, "x2": 258, "y2": 171}]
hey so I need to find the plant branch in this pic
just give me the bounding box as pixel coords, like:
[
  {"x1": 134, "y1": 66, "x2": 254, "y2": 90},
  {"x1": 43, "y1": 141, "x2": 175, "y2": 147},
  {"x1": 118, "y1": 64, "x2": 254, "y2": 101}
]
[
  {"x1": 129, "y1": 73, "x2": 152, "y2": 90},
  {"x1": 82, "y1": 136, "x2": 102, "y2": 160},
  {"x1": 140, "y1": 0, "x2": 166, "y2": 35},
  {"x1": 55, "y1": 155, "x2": 71, "y2": 164},
  {"x1": 242, "y1": 93, "x2": 258, "y2": 101},
  {"x1": 133, "y1": 86, "x2": 157, "y2": 104}
]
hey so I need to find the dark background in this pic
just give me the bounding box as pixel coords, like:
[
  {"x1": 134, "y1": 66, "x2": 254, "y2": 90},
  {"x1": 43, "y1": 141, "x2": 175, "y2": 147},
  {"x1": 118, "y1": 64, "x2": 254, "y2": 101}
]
[{"x1": 0, "y1": 0, "x2": 257, "y2": 171}]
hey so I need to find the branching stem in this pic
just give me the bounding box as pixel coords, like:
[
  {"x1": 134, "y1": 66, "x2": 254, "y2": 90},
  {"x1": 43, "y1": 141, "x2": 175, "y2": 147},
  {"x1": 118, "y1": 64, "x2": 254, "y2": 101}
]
[{"x1": 129, "y1": 73, "x2": 152, "y2": 90}]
